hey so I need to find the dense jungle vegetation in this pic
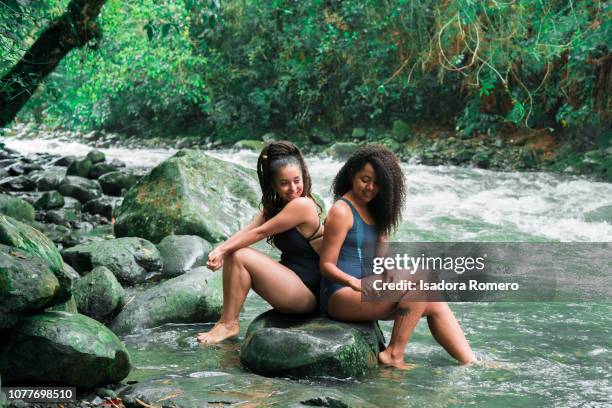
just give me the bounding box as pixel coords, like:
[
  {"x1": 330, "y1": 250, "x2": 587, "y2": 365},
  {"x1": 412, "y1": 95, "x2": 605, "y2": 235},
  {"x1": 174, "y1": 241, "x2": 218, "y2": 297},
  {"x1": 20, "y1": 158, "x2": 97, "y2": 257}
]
[{"x1": 1, "y1": 0, "x2": 610, "y2": 147}]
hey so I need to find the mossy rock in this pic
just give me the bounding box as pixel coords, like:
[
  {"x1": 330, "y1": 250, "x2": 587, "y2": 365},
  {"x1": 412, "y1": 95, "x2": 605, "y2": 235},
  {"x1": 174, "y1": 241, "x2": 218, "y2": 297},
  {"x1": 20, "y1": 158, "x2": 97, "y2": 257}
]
[
  {"x1": 0, "y1": 194, "x2": 34, "y2": 222},
  {"x1": 114, "y1": 150, "x2": 260, "y2": 243},
  {"x1": 67, "y1": 158, "x2": 93, "y2": 178},
  {"x1": 391, "y1": 119, "x2": 411, "y2": 142},
  {"x1": 156, "y1": 235, "x2": 212, "y2": 278},
  {"x1": 46, "y1": 294, "x2": 78, "y2": 313},
  {"x1": 0, "y1": 245, "x2": 61, "y2": 329},
  {"x1": 109, "y1": 267, "x2": 222, "y2": 335},
  {"x1": 35, "y1": 190, "x2": 65, "y2": 210},
  {"x1": 0, "y1": 311, "x2": 131, "y2": 388},
  {"x1": 88, "y1": 162, "x2": 118, "y2": 179},
  {"x1": 584, "y1": 205, "x2": 612, "y2": 224},
  {"x1": 73, "y1": 266, "x2": 125, "y2": 323},
  {"x1": 62, "y1": 237, "x2": 162, "y2": 286},
  {"x1": 240, "y1": 310, "x2": 385, "y2": 379},
  {"x1": 86, "y1": 149, "x2": 106, "y2": 164},
  {"x1": 98, "y1": 170, "x2": 141, "y2": 196},
  {"x1": 0, "y1": 215, "x2": 72, "y2": 301},
  {"x1": 28, "y1": 167, "x2": 66, "y2": 190},
  {"x1": 325, "y1": 142, "x2": 360, "y2": 160},
  {"x1": 233, "y1": 139, "x2": 265, "y2": 151},
  {"x1": 58, "y1": 176, "x2": 102, "y2": 203}
]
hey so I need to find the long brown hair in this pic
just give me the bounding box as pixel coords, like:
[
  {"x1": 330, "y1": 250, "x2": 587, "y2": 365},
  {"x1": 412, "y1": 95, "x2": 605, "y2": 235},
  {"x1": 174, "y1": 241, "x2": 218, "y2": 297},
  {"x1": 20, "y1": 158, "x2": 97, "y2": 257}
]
[{"x1": 256, "y1": 141, "x2": 320, "y2": 226}]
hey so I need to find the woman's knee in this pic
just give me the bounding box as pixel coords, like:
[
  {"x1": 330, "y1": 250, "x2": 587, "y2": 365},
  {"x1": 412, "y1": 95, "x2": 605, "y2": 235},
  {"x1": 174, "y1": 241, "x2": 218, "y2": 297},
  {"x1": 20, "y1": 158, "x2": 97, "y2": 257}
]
[{"x1": 225, "y1": 247, "x2": 255, "y2": 264}]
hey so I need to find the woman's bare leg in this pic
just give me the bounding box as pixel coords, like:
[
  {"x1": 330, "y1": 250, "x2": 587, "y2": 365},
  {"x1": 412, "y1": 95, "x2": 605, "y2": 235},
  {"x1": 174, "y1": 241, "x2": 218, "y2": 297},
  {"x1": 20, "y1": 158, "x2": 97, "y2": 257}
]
[
  {"x1": 197, "y1": 248, "x2": 317, "y2": 344},
  {"x1": 327, "y1": 290, "x2": 474, "y2": 367}
]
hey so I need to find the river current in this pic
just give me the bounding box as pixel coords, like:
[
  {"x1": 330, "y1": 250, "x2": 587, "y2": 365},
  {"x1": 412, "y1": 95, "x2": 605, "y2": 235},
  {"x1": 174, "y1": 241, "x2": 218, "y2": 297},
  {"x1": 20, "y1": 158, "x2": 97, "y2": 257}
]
[{"x1": 5, "y1": 139, "x2": 611, "y2": 407}]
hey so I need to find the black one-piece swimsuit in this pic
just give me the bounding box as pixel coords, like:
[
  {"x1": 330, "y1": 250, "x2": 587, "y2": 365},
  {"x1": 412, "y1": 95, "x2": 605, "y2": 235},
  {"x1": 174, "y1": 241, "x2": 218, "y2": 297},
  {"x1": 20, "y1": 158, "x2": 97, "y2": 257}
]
[{"x1": 272, "y1": 227, "x2": 321, "y2": 303}]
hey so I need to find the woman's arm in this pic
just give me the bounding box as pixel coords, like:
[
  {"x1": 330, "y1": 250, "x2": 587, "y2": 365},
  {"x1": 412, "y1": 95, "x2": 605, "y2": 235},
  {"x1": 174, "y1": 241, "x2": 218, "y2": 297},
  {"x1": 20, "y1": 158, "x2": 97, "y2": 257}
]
[
  {"x1": 207, "y1": 197, "x2": 318, "y2": 270},
  {"x1": 319, "y1": 201, "x2": 362, "y2": 292}
]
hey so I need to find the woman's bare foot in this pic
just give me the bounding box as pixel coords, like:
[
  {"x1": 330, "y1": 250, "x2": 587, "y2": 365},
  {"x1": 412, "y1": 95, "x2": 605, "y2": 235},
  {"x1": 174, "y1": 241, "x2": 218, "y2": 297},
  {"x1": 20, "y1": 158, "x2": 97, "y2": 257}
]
[
  {"x1": 378, "y1": 348, "x2": 414, "y2": 370},
  {"x1": 197, "y1": 321, "x2": 240, "y2": 344}
]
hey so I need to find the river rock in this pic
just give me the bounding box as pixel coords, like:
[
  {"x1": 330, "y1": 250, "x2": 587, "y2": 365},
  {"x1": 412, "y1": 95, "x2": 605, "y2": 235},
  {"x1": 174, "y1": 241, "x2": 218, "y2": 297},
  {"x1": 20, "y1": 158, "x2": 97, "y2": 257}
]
[
  {"x1": 51, "y1": 155, "x2": 76, "y2": 167},
  {"x1": 88, "y1": 162, "x2": 117, "y2": 179},
  {"x1": 86, "y1": 149, "x2": 106, "y2": 164},
  {"x1": 61, "y1": 224, "x2": 113, "y2": 248},
  {"x1": 0, "y1": 311, "x2": 131, "y2": 388},
  {"x1": 0, "y1": 245, "x2": 61, "y2": 329},
  {"x1": 156, "y1": 235, "x2": 211, "y2": 277},
  {"x1": 66, "y1": 157, "x2": 93, "y2": 178},
  {"x1": 392, "y1": 119, "x2": 411, "y2": 142},
  {"x1": 0, "y1": 175, "x2": 35, "y2": 191},
  {"x1": 35, "y1": 190, "x2": 65, "y2": 210},
  {"x1": 0, "y1": 215, "x2": 72, "y2": 300},
  {"x1": 28, "y1": 167, "x2": 66, "y2": 190},
  {"x1": 240, "y1": 310, "x2": 385, "y2": 379},
  {"x1": 58, "y1": 175, "x2": 102, "y2": 203},
  {"x1": 46, "y1": 294, "x2": 78, "y2": 313},
  {"x1": 325, "y1": 142, "x2": 360, "y2": 160},
  {"x1": 98, "y1": 170, "x2": 141, "y2": 196},
  {"x1": 233, "y1": 139, "x2": 265, "y2": 151},
  {"x1": 0, "y1": 194, "x2": 34, "y2": 222},
  {"x1": 114, "y1": 149, "x2": 259, "y2": 243},
  {"x1": 62, "y1": 237, "x2": 162, "y2": 286},
  {"x1": 7, "y1": 161, "x2": 42, "y2": 176},
  {"x1": 110, "y1": 267, "x2": 222, "y2": 334},
  {"x1": 73, "y1": 266, "x2": 125, "y2": 323},
  {"x1": 83, "y1": 196, "x2": 117, "y2": 219}
]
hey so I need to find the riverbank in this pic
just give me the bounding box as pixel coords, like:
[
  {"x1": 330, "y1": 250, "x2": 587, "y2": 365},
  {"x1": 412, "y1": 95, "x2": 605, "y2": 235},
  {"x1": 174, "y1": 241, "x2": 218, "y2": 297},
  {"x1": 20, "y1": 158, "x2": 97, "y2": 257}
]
[{"x1": 2, "y1": 122, "x2": 610, "y2": 183}]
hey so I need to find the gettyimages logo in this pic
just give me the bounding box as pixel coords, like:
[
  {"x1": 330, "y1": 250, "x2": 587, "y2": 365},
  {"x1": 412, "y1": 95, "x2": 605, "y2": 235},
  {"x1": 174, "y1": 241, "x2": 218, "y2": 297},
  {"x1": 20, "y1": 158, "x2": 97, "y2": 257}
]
[{"x1": 359, "y1": 242, "x2": 611, "y2": 302}]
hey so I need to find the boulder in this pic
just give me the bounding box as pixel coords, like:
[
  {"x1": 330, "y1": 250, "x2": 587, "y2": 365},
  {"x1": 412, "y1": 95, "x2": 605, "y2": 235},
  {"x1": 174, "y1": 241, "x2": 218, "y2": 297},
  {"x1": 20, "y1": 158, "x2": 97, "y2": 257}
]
[
  {"x1": 0, "y1": 175, "x2": 35, "y2": 191},
  {"x1": 156, "y1": 235, "x2": 211, "y2": 277},
  {"x1": 0, "y1": 312, "x2": 131, "y2": 388},
  {"x1": 109, "y1": 267, "x2": 222, "y2": 334},
  {"x1": 62, "y1": 237, "x2": 162, "y2": 286},
  {"x1": 98, "y1": 170, "x2": 141, "y2": 196},
  {"x1": 35, "y1": 190, "x2": 65, "y2": 210},
  {"x1": 73, "y1": 266, "x2": 125, "y2": 323},
  {"x1": 391, "y1": 119, "x2": 411, "y2": 142},
  {"x1": 0, "y1": 245, "x2": 61, "y2": 329},
  {"x1": 233, "y1": 139, "x2": 265, "y2": 151},
  {"x1": 46, "y1": 295, "x2": 78, "y2": 313},
  {"x1": 240, "y1": 310, "x2": 385, "y2": 379},
  {"x1": 58, "y1": 176, "x2": 102, "y2": 203},
  {"x1": 325, "y1": 142, "x2": 360, "y2": 160},
  {"x1": 0, "y1": 215, "x2": 72, "y2": 300},
  {"x1": 66, "y1": 157, "x2": 93, "y2": 178},
  {"x1": 88, "y1": 162, "x2": 117, "y2": 179},
  {"x1": 51, "y1": 155, "x2": 76, "y2": 167},
  {"x1": 28, "y1": 167, "x2": 66, "y2": 190},
  {"x1": 0, "y1": 194, "x2": 35, "y2": 222},
  {"x1": 86, "y1": 149, "x2": 106, "y2": 164},
  {"x1": 114, "y1": 150, "x2": 260, "y2": 243},
  {"x1": 83, "y1": 196, "x2": 117, "y2": 219}
]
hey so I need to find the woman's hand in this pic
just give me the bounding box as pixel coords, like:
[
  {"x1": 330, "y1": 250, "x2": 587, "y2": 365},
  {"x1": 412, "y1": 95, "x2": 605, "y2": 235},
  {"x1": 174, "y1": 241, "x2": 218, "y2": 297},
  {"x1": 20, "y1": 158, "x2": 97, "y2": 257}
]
[
  {"x1": 206, "y1": 247, "x2": 225, "y2": 271},
  {"x1": 347, "y1": 277, "x2": 362, "y2": 292}
]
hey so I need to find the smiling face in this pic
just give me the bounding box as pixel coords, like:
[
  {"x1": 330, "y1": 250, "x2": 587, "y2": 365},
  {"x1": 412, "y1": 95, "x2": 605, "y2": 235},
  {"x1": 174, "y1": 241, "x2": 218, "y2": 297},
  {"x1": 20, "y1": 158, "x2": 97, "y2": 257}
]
[
  {"x1": 273, "y1": 164, "x2": 304, "y2": 203},
  {"x1": 351, "y1": 162, "x2": 379, "y2": 203}
]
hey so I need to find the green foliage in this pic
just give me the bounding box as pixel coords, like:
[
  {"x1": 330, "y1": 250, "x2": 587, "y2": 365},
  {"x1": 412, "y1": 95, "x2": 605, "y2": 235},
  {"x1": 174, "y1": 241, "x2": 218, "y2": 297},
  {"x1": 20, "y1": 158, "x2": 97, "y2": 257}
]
[{"x1": 1, "y1": 0, "x2": 609, "y2": 142}]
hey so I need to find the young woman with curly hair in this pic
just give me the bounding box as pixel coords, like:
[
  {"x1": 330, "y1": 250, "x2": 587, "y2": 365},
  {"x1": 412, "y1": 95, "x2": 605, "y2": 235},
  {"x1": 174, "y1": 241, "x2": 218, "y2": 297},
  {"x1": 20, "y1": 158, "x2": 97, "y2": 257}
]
[
  {"x1": 319, "y1": 144, "x2": 475, "y2": 368},
  {"x1": 197, "y1": 141, "x2": 323, "y2": 344}
]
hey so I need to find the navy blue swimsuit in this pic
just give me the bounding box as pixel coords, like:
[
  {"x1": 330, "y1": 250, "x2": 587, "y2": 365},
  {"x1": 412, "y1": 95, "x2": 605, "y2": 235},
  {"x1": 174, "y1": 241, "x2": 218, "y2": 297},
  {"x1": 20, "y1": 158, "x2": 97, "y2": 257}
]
[
  {"x1": 273, "y1": 227, "x2": 321, "y2": 302},
  {"x1": 320, "y1": 197, "x2": 378, "y2": 314}
]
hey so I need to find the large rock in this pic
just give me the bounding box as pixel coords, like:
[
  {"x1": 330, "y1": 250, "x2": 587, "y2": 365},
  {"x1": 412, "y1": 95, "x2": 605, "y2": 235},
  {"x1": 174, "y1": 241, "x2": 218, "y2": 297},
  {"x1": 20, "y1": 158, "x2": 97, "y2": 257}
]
[
  {"x1": 73, "y1": 266, "x2": 125, "y2": 323},
  {"x1": 0, "y1": 215, "x2": 72, "y2": 300},
  {"x1": 0, "y1": 175, "x2": 35, "y2": 191},
  {"x1": 28, "y1": 167, "x2": 66, "y2": 190},
  {"x1": 0, "y1": 312, "x2": 131, "y2": 388},
  {"x1": 0, "y1": 245, "x2": 61, "y2": 329},
  {"x1": 66, "y1": 157, "x2": 93, "y2": 178},
  {"x1": 114, "y1": 150, "x2": 260, "y2": 243},
  {"x1": 156, "y1": 235, "x2": 211, "y2": 277},
  {"x1": 0, "y1": 193, "x2": 34, "y2": 222},
  {"x1": 325, "y1": 142, "x2": 360, "y2": 160},
  {"x1": 109, "y1": 267, "x2": 222, "y2": 334},
  {"x1": 58, "y1": 176, "x2": 102, "y2": 203},
  {"x1": 86, "y1": 149, "x2": 106, "y2": 164},
  {"x1": 83, "y1": 196, "x2": 118, "y2": 219},
  {"x1": 88, "y1": 162, "x2": 118, "y2": 179},
  {"x1": 98, "y1": 171, "x2": 141, "y2": 196},
  {"x1": 240, "y1": 310, "x2": 385, "y2": 379},
  {"x1": 35, "y1": 190, "x2": 65, "y2": 210},
  {"x1": 62, "y1": 237, "x2": 162, "y2": 286}
]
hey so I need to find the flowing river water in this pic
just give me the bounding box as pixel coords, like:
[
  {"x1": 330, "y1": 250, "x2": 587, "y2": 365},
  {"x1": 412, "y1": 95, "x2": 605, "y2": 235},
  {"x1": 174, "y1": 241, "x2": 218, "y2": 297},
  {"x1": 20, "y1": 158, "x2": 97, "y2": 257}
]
[{"x1": 5, "y1": 138, "x2": 612, "y2": 407}]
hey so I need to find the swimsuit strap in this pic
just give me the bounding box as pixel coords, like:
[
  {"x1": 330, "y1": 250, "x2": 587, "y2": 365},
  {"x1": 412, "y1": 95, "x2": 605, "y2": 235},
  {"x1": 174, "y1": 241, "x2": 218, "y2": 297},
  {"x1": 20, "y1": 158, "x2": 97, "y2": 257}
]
[
  {"x1": 306, "y1": 221, "x2": 323, "y2": 242},
  {"x1": 339, "y1": 197, "x2": 364, "y2": 263}
]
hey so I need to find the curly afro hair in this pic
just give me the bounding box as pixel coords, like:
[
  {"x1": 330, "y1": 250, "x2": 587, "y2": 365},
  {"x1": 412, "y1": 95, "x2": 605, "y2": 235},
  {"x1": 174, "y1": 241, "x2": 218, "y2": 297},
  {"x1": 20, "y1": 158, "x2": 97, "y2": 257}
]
[{"x1": 332, "y1": 144, "x2": 405, "y2": 237}]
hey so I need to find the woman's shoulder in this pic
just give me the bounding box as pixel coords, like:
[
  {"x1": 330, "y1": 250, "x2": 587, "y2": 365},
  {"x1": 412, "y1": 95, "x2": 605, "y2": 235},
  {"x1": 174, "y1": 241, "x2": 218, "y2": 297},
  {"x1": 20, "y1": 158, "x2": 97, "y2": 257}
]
[{"x1": 327, "y1": 199, "x2": 353, "y2": 223}]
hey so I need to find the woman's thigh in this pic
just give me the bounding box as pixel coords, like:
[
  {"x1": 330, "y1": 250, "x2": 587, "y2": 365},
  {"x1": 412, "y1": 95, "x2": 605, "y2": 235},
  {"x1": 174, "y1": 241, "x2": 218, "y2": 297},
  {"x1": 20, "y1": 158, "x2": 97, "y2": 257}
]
[
  {"x1": 234, "y1": 248, "x2": 317, "y2": 314},
  {"x1": 327, "y1": 287, "x2": 396, "y2": 321}
]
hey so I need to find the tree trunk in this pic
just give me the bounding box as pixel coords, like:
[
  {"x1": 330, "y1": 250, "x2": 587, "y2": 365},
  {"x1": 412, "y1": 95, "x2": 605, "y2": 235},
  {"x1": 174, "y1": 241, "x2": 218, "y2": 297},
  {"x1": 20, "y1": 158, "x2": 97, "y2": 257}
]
[{"x1": 0, "y1": 0, "x2": 107, "y2": 127}]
